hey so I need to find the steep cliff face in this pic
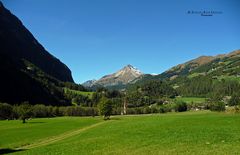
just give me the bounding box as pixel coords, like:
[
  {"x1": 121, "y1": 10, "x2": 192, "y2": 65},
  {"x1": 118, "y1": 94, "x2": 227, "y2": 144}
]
[{"x1": 0, "y1": 2, "x2": 73, "y2": 82}]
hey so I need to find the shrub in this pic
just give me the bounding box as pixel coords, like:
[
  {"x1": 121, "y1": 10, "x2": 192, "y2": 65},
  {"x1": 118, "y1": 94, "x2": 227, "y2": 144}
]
[
  {"x1": 159, "y1": 106, "x2": 166, "y2": 113},
  {"x1": 229, "y1": 93, "x2": 240, "y2": 106},
  {"x1": 143, "y1": 107, "x2": 151, "y2": 114},
  {"x1": 159, "y1": 104, "x2": 174, "y2": 113},
  {"x1": 209, "y1": 102, "x2": 225, "y2": 112},
  {"x1": 174, "y1": 101, "x2": 187, "y2": 112},
  {"x1": 0, "y1": 103, "x2": 13, "y2": 120},
  {"x1": 32, "y1": 104, "x2": 48, "y2": 118},
  {"x1": 52, "y1": 106, "x2": 60, "y2": 116},
  {"x1": 151, "y1": 107, "x2": 158, "y2": 113}
]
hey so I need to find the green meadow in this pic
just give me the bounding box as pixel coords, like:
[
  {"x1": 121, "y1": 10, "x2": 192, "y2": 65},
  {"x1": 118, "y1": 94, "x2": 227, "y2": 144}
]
[
  {"x1": 1, "y1": 111, "x2": 240, "y2": 155},
  {"x1": 64, "y1": 88, "x2": 94, "y2": 98}
]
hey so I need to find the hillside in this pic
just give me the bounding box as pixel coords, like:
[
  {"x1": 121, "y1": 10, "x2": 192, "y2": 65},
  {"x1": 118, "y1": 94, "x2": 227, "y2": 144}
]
[
  {"x1": 135, "y1": 49, "x2": 240, "y2": 82},
  {"x1": 160, "y1": 50, "x2": 240, "y2": 81},
  {"x1": 129, "y1": 49, "x2": 240, "y2": 97},
  {"x1": 0, "y1": 2, "x2": 75, "y2": 105},
  {"x1": 0, "y1": 2, "x2": 73, "y2": 82}
]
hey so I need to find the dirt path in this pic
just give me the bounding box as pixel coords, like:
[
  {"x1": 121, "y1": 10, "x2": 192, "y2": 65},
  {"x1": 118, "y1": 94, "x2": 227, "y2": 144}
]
[{"x1": 16, "y1": 121, "x2": 107, "y2": 150}]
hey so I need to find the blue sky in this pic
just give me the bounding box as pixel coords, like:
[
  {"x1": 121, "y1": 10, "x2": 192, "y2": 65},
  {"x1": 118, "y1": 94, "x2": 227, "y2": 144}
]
[{"x1": 2, "y1": 0, "x2": 240, "y2": 83}]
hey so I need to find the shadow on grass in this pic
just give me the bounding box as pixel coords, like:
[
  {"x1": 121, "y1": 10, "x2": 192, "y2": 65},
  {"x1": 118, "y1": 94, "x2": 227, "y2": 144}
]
[
  {"x1": 0, "y1": 148, "x2": 25, "y2": 154},
  {"x1": 110, "y1": 117, "x2": 121, "y2": 121},
  {"x1": 28, "y1": 121, "x2": 45, "y2": 124}
]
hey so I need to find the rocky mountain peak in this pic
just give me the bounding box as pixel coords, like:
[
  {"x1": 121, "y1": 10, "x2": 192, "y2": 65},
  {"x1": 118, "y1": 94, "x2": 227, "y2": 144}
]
[
  {"x1": 117, "y1": 64, "x2": 143, "y2": 77},
  {"x1": 83, "y1": 65, "x2": 143, "y2": 88}
]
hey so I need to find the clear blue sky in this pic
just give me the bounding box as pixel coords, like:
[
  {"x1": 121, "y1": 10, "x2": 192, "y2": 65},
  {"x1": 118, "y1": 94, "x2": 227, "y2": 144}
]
[{"x1": 2, "y1": 0, "x2": 240, "y2": 83}]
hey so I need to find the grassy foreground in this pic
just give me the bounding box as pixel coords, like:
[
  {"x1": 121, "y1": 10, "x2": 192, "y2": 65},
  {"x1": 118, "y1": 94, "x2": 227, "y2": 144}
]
[{"x1": 1, "y1": 111, "x2": 240, "y2": 154}]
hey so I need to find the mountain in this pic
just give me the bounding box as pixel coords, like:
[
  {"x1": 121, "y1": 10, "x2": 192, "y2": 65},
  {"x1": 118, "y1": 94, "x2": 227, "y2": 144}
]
[
  {"x1": 83, "y1": 65, "x2": 143, "y2": 89},
  {"x1": 82, "y1": 79, "x2": 97, "y2": 87},
  {"x1": 0, "y1": 2, "x2": 73, "y2": 82},
  {"x1": 160, "y1": 49, "x2": 240, "y2": 80},
  {"x1": 135, "y1": 49, "x2": 240, "y2": 86},
  {"x1": 158, "y1": 56, "x2": 216, "y2": 80},
  {"x1": 129, "y1": 49, "x2": 240, "y2": 97},
  {"x1": 0, "y1": 2, "x2": 74, "y2": 105}
]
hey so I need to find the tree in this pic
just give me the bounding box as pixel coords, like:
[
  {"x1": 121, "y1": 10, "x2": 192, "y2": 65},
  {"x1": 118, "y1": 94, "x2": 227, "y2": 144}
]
[
  {"x1": 17, "y1": 102, "x2": 33, "y2": 123},
  {"x1": 98, "y1": 97, "x2": 112, "y2": 120},
  {"x1": 229, "y1": 93, "x2": 240, "y2": 106}
]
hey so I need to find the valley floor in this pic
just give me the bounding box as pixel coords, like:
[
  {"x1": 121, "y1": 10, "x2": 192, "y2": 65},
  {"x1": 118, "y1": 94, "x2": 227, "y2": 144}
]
[{"x1": 1, "y1": 111, "x2": 240, "y2": 155}]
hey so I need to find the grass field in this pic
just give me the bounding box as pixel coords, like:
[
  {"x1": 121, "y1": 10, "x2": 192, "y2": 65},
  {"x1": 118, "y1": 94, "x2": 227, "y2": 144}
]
[
  {"x1": 176, "y1": 97, "x2": 206, "y2": 103},
  {"x1": 1, "y1": 111, "x2": 240, "y2": 154}
]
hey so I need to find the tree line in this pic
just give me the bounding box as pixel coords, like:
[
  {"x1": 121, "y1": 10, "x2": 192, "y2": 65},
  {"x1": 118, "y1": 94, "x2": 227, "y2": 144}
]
[{"x1": 1, "y1": 79, "x2": 240, "y2": 122}]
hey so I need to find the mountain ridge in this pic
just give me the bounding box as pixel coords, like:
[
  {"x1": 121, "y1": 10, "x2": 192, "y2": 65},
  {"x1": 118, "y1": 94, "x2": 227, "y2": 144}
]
[
  {"x1": 132, "y1": 49, "x2": 240, "y2": 87},
  {"x1": 82, "y1": 64, "x2": 143, "y2": 88},
  {"x1": 160, "y1": 49, "x2": 240, "y2": 80}
]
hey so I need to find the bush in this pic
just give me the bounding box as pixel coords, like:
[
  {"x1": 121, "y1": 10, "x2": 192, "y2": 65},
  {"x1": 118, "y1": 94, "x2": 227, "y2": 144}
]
[
  {"x1": 52, "y1": 106, "x2": 60, "y2": 116},
  {"x1": 174, "y1": 101, "x2": 187, "y2": 112},
  {"x1": 159, "y1": 106, "x2": 166, "y2": 113},
  {"x1": 159, "y1": 104, "x2": 174, "y2": 113},
  {"x1": 0, "y1": 103, "x2": 13, "y2": 120},
  {"x1": 151, "y1": 107, "x2": 158, "y2": 113},
  {"x1": 32, "y1": 104, "x2": 48, "y2": 118},
  {"x1": 209, "y1": 102, "x2": 225, "y2": 112},
  {"x1": 229, "y1": 93, "x2": 240, "y2": 106},
  {"x1": 143, "y1": 107, "x2": 151, "y2": 114}
]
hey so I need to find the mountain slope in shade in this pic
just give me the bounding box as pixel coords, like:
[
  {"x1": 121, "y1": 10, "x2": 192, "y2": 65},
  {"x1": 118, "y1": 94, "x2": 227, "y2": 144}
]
[
  {"x1": 0, "y1": 2, "x2": 73, "y2": 105},
  {"x1": 84, "y1": 65, "x2": 143, "y2": 88},
  {"x1": 0, "y1": 2, "x2": 73, "y2": 82}
]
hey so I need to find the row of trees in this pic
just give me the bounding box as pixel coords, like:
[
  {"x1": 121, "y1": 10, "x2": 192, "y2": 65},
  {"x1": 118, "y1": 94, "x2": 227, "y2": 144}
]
[
  {"x1": 2, "y1": 93, "x2": 240, "y2": 122},
  {"x1": 0, "y1": 102, "x2": 99, "y2": 123},
  {"x1": 0, "y1": 100, "x2": 188, "y2": 122}
]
